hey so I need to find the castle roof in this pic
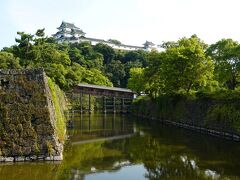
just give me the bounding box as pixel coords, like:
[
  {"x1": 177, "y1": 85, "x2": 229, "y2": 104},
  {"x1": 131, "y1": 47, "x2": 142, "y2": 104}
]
[
  {"x1": 57, "y1": 21, "x2": 80, "y2": 30},
  {"x1": 71, "y1": 28, "x2": 86, "y2": 35}
]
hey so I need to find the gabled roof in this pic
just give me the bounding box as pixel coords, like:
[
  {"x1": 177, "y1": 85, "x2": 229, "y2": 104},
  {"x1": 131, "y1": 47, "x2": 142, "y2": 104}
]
[
  {"x1": 57, "y1": 21, "x2": 81, "y2": 30},
  {"x1": 71, "y1": 28, "x2": 86, "y2": 35}
]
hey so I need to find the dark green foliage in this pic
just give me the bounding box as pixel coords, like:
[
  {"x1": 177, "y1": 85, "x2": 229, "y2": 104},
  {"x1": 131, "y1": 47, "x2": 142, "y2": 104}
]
[
  {"x1": 206, "y1": 104, "x2": 240, "y2": 131},
  {"x1": 1, "y1": 29, "x2": 113, "y2": 90},
  {"x1": 105, "y1": 60, "x2": 125, "y2": 87},
  {"x1": 0, "y1": 28, "x2": 152, "y2": 89},
  {"x1": 94, "y1": 43, "x2": 116, "y2": 64}
]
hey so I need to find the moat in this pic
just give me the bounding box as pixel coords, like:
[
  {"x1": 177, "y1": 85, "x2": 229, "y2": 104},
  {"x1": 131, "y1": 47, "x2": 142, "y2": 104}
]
[{"x1": 0, "y1": 112, "x2": 240, "y2": 180}]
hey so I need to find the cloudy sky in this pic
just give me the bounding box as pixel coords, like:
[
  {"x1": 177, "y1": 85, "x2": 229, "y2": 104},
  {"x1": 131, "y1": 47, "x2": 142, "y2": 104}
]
[{"x1": 1, "y1": 0, "x2": 240, "y2": 49}]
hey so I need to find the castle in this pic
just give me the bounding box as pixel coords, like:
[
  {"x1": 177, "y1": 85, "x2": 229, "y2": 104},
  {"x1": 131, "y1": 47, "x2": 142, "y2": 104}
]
[{"x1": 53, "y1": 21, "x2": 157, "y2": 51}]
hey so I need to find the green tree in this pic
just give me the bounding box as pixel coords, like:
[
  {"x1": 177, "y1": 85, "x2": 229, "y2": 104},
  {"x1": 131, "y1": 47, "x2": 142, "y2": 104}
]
[
  {"x1": 105, "y1": 60, "x2": 125, "y2": 87},
  {"x1": 94, "y1": 43, "x2": 115, "y2": 64},
  {"x1": 13, "y1": 32, "x2": 34, "y2": 67},
  {"x1": 122, "y1": 50, "x2": 147, "y2": 67},
  {"x1": 83, "y1": 68, "x2": 113, "y2": 87},
  {"x1": 207, "y1": 39, "x2": 240, "y2": 90},
  {"x1": 122, "y1": 60, "x2": 143, "y2": 87},
  {"x1": 127, "y1": 67, "x2": 146, "y2": 94},
  {"x1": 144, "y1": 51, "x2": 165, "y2": 97},
  {"x1": 162, "y1": 35, "x2": 214, "y2": 93}
]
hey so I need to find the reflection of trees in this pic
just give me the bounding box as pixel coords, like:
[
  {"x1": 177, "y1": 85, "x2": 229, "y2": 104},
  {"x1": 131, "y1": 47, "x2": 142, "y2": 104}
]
[
  {"x1": 144, "y1": 155, "x2": 205, "y2": 179},
  {"x1": 57, "y1": 141, "x2": 128, "y2": 179},
  {"x1": 118, "y1": 134, "x2": 207, "y2": 179},
  {"x1": 104, "y1": 130, "x2": 227, "y2": 179},
  {"x1": 57, "y1": 118, "x2": 240, "y2": 179}
]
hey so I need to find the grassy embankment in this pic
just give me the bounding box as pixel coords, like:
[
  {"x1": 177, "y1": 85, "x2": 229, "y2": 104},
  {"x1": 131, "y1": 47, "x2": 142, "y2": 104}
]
[{"x1": 47, "y1": 77, "x2": 68, "y2": 142}]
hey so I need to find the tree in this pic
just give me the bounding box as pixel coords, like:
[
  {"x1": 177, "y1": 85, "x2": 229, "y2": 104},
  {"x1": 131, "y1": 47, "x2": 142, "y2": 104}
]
[
  {"x1": 13, "y1": 31, "x2": 34, "y2": 67},
  {"x1": 105, "y1": 60, "x2": 125, "y2": 87},
  {"x1": 94, "y1": 43, "x2": 115, "y2": 64},
  {"x1": 121, "y1": 50, "x2": 148, "y2": 67},
  {"x1": 161, "y1": 35, "x2": 214, "y2": 93},
  {"x1": 207, "y1": 39, "x2": 240, "y2": 90},
  {"x1": 122, "y1": 60, "x2": 143, "y2": 87},
  {"x1": 144, "y1": 51, "x2": 165, "y2": 97},
  {"x1": 83, "y1": 68, "x2": 113, "y2": 87},
  {"x1": 127, "y1": 68, "x2": 146, "y2": 95},
  {"x1": 68, "y1": 47, "x2": 86, "y2": 66}
]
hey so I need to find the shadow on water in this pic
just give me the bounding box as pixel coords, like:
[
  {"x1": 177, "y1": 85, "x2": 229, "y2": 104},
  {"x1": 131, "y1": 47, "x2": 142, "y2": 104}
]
[{"x1": 1, "y1": 112, "x2": 240, "y2": 180}]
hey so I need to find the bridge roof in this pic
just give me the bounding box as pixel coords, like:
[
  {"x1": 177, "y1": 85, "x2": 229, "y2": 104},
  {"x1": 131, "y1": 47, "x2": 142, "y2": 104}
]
[{"x1": 77, "y1": 83, "x2": 134, "y2": 93}]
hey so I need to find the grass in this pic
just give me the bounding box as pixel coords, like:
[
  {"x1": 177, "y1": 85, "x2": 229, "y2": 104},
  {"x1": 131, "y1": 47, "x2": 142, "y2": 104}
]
[{"x1": 47, "y1": 77, "x2": 66, "y2": 142}]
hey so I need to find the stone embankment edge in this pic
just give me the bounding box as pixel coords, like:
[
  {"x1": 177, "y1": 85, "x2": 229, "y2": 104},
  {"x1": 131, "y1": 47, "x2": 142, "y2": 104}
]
[
  {"x1": 133, "y1": 113, "x2": 240, "y2": 142},
  {"x1": 0, "y1": 154, "x2": 63, "y2": 162}
]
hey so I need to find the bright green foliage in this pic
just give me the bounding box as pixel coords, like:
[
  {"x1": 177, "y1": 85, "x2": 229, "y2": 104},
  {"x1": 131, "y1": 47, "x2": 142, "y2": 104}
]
[
  {"x1": 47, "y1": 78, "x2": 67, "y2": 142},
  {"x1": 0, "y1": 52, "x2": 21, "y2": 69},
  {"x1": 127, "y1": 67, "x2": 146, "y2": 94},
  {"x1": 207, "y1": 39, "x2": 240, "y2": 90},
  {"x1": 122, "y1": 60, "x2": 143, "y2": 87},
  {"x1": 142, "y1": 35, "x2": 214, "y2": 95},
  {"x1": 162, "y1": 35, "x2": 214, "y2": 93},
  {"x1": 144, "y1": 51, "x2": 165, "y2": 97},
  {"x1": 83, "y1": 68, "x2": 113, "y2": 86}
]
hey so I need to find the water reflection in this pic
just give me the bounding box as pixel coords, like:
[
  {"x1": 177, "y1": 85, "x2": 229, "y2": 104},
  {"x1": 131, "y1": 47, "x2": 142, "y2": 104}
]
[
  {"x1": 63, "y1": 113, "x2": 240, "y2": 180},
  {"x1": 67, "y1": 112, "x2": 135, "y2": 143},
  {"x1": 0, "y1": 113, "x2": 240, "y2": 180}
]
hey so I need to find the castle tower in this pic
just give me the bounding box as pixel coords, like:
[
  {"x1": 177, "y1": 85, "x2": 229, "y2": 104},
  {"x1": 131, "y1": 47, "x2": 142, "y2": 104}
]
[{"x1": 53, "y1": 21, "x2": 86, "y2": 42}]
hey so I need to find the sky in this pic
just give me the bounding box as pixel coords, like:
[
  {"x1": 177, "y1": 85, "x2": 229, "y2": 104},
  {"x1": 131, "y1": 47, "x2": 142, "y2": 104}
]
[{"x1": 1, "y1": 0, "x2": 240, "y2": 49}]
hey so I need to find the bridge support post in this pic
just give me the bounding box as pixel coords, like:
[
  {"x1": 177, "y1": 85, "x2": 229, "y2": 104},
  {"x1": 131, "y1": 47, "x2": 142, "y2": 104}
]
[
  {"x1": 103, "y1": 96, "x2": 106, "y2": 113},
  {"x1": 88, "y1": 94, "x2": 91, "y2": 113},
  {"x1": 80, "y1": 93, "x2": 83, "y2": 113},
  {"x1": 112, "y1": 113, "x2": 116, "y2": 130},
  {"x1": 113, "y1": 97, "x2": 116, "y2": 113},
  {"x1": 121, "y1": 98, "x2": 125, "y2": 113}
]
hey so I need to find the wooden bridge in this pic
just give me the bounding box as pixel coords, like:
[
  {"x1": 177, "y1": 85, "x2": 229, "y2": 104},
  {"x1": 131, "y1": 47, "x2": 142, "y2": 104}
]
[{"x1": 69, "y1": 84, "x2": 135, "y2": 113}]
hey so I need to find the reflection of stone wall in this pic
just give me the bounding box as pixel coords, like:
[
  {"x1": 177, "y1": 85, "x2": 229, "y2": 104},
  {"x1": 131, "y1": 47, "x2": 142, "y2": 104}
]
[{"x1": 0, "y1": 69, "x2": 63, "y2": 162}]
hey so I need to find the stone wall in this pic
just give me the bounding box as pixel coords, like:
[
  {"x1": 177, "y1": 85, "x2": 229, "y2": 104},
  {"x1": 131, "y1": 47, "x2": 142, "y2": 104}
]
[
  {"x1": 132, "y1": 95, "x2": 240, "y2": 140},
  {"x1": 0, "y1": 69, "x2": 64, "y2": 162}
]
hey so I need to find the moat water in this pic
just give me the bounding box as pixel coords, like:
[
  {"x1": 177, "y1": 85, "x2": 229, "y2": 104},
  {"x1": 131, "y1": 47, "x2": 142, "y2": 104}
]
[{"x1": 1, "y1": 112, "x2": 240, "y2": 180}]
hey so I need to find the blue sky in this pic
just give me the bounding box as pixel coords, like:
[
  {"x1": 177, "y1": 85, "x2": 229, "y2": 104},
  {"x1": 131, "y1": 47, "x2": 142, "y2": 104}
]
[{"x1": 1, "y1": 0, "x2": 240, "y2": 49}]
